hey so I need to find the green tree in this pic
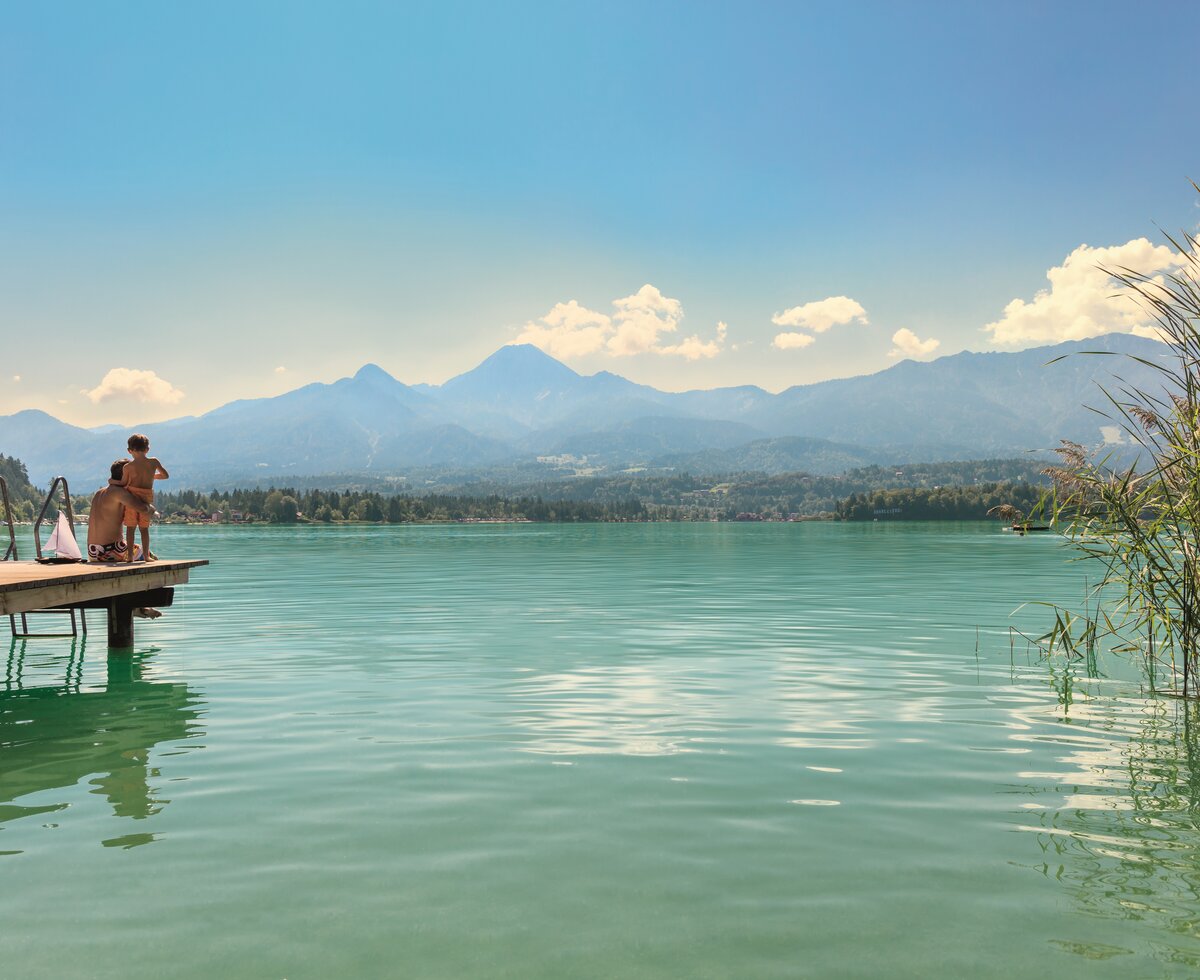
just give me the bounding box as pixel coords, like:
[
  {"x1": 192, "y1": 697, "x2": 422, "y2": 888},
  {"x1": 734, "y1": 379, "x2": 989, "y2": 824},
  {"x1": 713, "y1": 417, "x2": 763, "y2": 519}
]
[{"x1": 277, "y1": 495, "x2": 300, "y2": 523}]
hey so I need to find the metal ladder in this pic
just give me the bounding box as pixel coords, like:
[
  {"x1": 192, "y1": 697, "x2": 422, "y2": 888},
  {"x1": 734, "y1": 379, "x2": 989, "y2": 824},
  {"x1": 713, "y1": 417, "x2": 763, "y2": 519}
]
[{"x1": 4, "y1": 475, "x2": 86, "y2": 639}]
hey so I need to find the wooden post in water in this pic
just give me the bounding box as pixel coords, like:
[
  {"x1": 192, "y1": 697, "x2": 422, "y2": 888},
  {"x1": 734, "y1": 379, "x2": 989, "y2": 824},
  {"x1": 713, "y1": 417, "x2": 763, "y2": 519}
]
[{"x1": 107, "y1": 596, "x2": 136, "y2": 649}]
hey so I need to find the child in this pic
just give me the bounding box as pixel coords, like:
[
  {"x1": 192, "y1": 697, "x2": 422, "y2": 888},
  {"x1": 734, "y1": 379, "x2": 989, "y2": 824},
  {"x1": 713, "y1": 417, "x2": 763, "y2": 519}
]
[{"x1": 119, "y1": 433, "x2": 169, "y2": 562}]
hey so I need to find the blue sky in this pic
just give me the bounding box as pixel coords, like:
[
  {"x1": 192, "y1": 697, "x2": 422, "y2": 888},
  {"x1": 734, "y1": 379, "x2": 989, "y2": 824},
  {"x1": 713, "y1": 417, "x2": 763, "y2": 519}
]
[{"x1": 3, "y1": 1, "x2": 1199, "y2": 425}]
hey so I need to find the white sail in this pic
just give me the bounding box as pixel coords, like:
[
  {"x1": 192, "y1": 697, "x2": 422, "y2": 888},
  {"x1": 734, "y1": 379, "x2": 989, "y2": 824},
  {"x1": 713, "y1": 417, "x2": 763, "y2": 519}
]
[{"x1": 48, "y1": 511, "x2": 82, "y2": 560}]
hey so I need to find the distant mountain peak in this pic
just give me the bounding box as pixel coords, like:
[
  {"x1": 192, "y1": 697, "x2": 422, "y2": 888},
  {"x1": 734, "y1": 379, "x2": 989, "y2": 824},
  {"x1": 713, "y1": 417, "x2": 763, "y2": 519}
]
[
  {"x1": 491, "y1": 343, "x2": 579, "y2": 373},
  {"x1": 441, "y1": 344, "x2": 580, "y2": 394},
  {"x1": 353, "y1": 363, "x2": 398, "y2": 383},
  {"x1": 500, "y1": 342, "x2": 559, "y2": 356}
]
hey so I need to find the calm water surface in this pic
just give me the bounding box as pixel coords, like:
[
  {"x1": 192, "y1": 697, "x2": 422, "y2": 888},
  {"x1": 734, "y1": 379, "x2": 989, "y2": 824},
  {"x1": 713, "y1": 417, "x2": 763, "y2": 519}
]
[{"x1": 3, "y1": 523, "x2": 1199, "y2": 978}]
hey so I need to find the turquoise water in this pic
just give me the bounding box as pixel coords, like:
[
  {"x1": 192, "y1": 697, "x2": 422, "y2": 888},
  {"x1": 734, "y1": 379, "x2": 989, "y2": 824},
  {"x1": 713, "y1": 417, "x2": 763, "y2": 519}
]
[{"x1": 3, "y1": 523, "x2": 1199, "y2": 978}]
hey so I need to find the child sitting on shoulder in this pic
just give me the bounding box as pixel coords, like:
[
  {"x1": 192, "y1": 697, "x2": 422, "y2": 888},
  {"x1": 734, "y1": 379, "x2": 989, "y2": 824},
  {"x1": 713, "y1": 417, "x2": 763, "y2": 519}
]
[{"x1": 118, "y1": 433, "x2": 169, "y2": 562}]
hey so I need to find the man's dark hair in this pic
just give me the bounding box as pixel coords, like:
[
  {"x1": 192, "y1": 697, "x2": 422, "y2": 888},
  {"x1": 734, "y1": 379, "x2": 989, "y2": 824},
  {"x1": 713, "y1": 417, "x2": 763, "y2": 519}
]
[
  {"x1": 111, "y1": 458, "x2": 130, "y2": 481},
  {"x1": 127, "y1": 433, "x2": 150, "y2": 452}
]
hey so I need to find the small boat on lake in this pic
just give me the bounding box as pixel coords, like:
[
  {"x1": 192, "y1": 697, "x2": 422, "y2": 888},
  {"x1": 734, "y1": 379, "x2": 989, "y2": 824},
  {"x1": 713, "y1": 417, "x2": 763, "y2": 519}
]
[{"x1": 987, "y1": 504, "x2": 1050, "y2": 534}]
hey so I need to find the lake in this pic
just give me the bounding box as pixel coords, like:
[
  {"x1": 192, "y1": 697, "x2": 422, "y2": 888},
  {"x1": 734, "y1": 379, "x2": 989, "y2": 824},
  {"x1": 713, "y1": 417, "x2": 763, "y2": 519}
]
[{"x1": 3, "y1": 522, "x2": 1199, "y2": 977}]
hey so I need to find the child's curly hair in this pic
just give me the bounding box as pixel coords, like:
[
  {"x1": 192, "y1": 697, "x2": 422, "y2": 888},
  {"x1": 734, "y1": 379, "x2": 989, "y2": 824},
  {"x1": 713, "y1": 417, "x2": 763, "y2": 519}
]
[{"x1": 127, "y1": 433, "x2": 150, "y2": 452}]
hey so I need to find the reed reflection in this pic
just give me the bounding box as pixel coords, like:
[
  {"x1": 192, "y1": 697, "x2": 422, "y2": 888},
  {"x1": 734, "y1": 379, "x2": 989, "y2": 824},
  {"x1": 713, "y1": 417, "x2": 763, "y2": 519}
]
[
  {"x1": 1, "y1": 639, "x2": 205, "y2": 826},
  {"x1": 1014, "y1": 669, "x2": 1200, "y2": 967}
]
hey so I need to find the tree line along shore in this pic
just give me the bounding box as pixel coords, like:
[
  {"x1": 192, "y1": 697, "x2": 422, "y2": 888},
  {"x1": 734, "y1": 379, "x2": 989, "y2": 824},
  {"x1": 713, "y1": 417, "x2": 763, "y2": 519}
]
[{"x1": 2, "y1": 453, "x2": 1048, "y2": 525}]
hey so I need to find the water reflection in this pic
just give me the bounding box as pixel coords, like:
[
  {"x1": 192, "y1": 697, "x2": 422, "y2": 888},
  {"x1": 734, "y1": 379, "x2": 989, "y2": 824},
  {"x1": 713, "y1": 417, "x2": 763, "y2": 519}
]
[
  {"x1": 506, "y1": 664, "x2": 723, "y2": 756},
  {"x1": 0, "y1": 639, "x2": 205, "y2": 830},
  {"x1": 1012, "y1": 668, "x2": 1200, "y2": 967}
]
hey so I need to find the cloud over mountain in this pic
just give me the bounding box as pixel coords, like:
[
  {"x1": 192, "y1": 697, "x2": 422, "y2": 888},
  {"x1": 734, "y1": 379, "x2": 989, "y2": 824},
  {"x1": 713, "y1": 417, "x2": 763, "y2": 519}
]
[
  {"x1": 889, "y1": 328, "x2": 940, "y2": 359},
  {"x1": 515, "y1": 284, "x2": 726, "y2": 361},
  {"x1": 771, "y1": 332, "x2": 816, "y2": 351},
  {"x1": 983, "y1": 238, "x2": 1179, "y2": 346},
  {"x1": 515, "y1": 299, "x2": 614, "y2": 358},
  {"x1": 771, "y1": 295, "x2": 868, "y2": 352},
  {"x1": 771, "y1": 296, "x2": 868, "y2": 333},
  {"x1": 608, "y1": 284, "x2": 683, "y2": 355},
  {"x1": 86, "y1": 368, "x2": 185, "y2": 405}
]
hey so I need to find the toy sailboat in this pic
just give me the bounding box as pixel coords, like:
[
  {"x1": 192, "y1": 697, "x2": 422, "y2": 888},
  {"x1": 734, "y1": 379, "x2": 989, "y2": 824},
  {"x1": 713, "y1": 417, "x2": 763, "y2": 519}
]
[{"x1": 45, "y1": 511, "x2": 83, "y2": 561}]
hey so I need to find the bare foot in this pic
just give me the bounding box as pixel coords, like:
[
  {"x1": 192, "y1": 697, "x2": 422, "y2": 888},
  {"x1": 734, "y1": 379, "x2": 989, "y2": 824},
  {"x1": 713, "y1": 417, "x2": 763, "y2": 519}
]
[{"x1": 133, "y1": 607, "x2": 163, "y2": 619}]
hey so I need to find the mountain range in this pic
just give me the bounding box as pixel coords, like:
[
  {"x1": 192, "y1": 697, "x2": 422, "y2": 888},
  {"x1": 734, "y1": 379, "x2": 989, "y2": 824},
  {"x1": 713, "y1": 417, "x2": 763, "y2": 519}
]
[{"x1": 0, "y1": 333, "x2": 1171, "y2": 489}]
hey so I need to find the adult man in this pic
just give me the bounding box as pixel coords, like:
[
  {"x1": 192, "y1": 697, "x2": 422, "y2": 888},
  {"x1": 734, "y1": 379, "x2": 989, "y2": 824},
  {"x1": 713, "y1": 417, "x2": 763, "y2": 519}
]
[{"x1": 88, "y1": 459, "x2": 162, "y2": 618}]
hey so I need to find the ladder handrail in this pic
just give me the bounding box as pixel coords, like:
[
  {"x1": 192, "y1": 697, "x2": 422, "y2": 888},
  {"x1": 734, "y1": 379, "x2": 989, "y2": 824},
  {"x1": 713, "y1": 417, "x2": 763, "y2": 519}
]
[
  {"x1": 33, "y1": 476, "x2": 76, "y2": 560},
  {"x1": 1, "y1": 476, "x2": 17, "y2": 561},
  {"x1": 9, "y1": 475, "x2": 86, "y2": 639}
]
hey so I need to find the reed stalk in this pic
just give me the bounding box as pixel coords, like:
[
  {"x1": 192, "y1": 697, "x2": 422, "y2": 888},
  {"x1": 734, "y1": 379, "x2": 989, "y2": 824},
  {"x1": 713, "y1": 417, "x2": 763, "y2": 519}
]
[{"x1": 1040, "y1": 200, "x2": 1200, "y2": 695}]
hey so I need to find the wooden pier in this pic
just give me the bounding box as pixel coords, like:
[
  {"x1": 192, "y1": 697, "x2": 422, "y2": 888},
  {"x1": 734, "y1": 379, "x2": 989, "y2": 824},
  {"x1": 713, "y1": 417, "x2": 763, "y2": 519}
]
[{"x1": 1, "y1": 560, "x2": 208, "y2": 649}]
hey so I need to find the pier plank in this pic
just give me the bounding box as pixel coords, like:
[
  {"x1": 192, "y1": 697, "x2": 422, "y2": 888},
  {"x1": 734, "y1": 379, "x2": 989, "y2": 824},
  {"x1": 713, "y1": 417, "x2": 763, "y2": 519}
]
[{"x1": 0, "y1": 560, "x2": 207, "y2": 616}]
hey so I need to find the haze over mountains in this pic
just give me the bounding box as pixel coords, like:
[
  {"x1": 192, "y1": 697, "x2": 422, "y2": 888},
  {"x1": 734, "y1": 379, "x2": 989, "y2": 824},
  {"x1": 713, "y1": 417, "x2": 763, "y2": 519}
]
[{"x1": 0, "y1": 334, "x2": 1169, "y2": 489}]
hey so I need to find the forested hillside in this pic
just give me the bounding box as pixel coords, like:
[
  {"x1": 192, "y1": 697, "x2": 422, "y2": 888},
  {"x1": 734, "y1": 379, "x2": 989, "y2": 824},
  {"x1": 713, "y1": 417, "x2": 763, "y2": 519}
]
[
  {"x1": 154, "y1": 488, "x2": 656, "y2": 523},
  {"x1": 416, "y1": 458, "x2": 1050, "y2": 517},
  {"x1": 0, "y1": 454, "x2": 40, "y2": 520},
  {"x1": 149, "y1": 458, "x2": 1047, "y2": 523},
  {"x1": 834, "y1": 483, "x2": 1047, "y2": 521}
]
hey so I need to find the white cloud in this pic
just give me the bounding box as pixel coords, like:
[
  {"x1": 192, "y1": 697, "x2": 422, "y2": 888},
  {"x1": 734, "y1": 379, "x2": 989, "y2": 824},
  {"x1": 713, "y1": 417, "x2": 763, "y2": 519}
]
[
  {"x1": 888, "y1": 328, "x2": 940, "y2": 359},
  {"x1": 515, "y1": 286, "x2": 728, "y2": 361},
  {"x1": 655, "y1": 320, "x2": 728, "y2": 360},
  {"x1": 607, "y1": 284, "x2": 684, "y2": 356},
  {"x1": 983, "y1": 238, "x2": 1180, "y2": 347},
  {"x1": 772, "y1": 332, "x2": 817, "y2": 350},
  {"x1": 515, "y1": 299, "x2": 614, "y2": 359},
  {"x1": 772, "y1": 296, "x2": 868, "y2": 333},
  {"x1": 11, "y1": 375, "x2": 19, "y2": 382},
  {"x1": 274, "y1": 365, "x2": 287, "y2": 374},
  {"x1": 659, "y1": 335, "x2": 719, "y2": 360},
  {"x1": 86, "y1": 368, "x2": 185, "y2": 405}
]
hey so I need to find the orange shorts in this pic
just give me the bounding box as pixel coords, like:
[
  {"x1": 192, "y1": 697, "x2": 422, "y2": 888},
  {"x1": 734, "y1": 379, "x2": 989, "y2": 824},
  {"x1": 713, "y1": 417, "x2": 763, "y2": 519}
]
[{"x1": 123, "y1": 486, "x2": 154, "y2": 529}]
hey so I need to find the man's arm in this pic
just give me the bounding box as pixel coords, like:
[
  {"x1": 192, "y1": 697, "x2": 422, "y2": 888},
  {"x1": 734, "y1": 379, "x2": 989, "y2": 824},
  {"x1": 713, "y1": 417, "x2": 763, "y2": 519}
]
[{"x1": 109, "y1": 486, "x2": 157, "y2": 515}]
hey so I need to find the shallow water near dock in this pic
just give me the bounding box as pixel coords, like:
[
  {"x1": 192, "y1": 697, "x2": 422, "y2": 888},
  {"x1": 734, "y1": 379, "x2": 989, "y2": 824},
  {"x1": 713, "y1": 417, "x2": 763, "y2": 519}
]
[{"x1": 3, "y1": 522, "x2": 1200, "y2": 978}]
